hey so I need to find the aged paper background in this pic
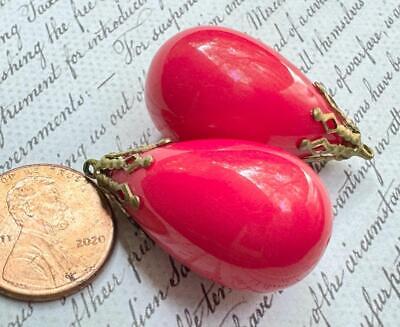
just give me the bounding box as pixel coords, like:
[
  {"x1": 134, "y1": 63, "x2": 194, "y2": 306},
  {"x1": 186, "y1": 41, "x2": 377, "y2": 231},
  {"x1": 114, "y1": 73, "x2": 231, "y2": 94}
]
[{"x1": 1, "y1": 0, "x2": 400, "y2": 326}]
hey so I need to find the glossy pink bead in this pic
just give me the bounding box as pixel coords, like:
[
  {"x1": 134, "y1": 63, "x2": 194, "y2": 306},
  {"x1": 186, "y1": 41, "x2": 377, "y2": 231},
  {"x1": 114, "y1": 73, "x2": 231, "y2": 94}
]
[
  {"x1": 111, "y1": 139, "x2": 332, "y2": 291},
  {"x1": 145, "y1": 27, "x2": 344, "y2": 158}
]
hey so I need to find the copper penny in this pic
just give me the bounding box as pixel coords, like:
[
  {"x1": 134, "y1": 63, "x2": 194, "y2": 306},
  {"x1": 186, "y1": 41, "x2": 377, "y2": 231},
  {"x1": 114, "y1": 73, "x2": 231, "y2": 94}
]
[{"x1": 0, "y1": 164, "x2": 115, "y2": 301}]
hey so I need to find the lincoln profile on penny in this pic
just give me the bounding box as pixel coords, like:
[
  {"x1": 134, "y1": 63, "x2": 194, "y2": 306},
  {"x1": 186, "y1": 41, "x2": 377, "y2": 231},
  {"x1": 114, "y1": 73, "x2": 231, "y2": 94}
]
[{"x1": 3, "y1": 176, "x2": 76, "y2": 289}]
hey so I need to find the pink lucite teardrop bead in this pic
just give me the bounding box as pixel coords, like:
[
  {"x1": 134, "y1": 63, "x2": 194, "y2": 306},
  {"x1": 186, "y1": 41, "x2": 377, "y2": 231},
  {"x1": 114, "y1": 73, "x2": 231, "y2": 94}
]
[
  {"x1": 111, "y1": 139, "x2": 332, "y2": 291},
  {"x1": 146, "y1": 27, "x2": 373, "y2": 161}
]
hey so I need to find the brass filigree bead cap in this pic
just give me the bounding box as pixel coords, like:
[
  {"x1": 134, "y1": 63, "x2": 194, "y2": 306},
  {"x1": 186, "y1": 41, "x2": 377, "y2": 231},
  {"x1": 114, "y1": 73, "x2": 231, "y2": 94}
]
[
  {"x1": 299, "y1": 82, "x2": 374, "y2": 162},
  {"x1": 83, "y1": 139, "x2": 172, "y2": 211}
]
